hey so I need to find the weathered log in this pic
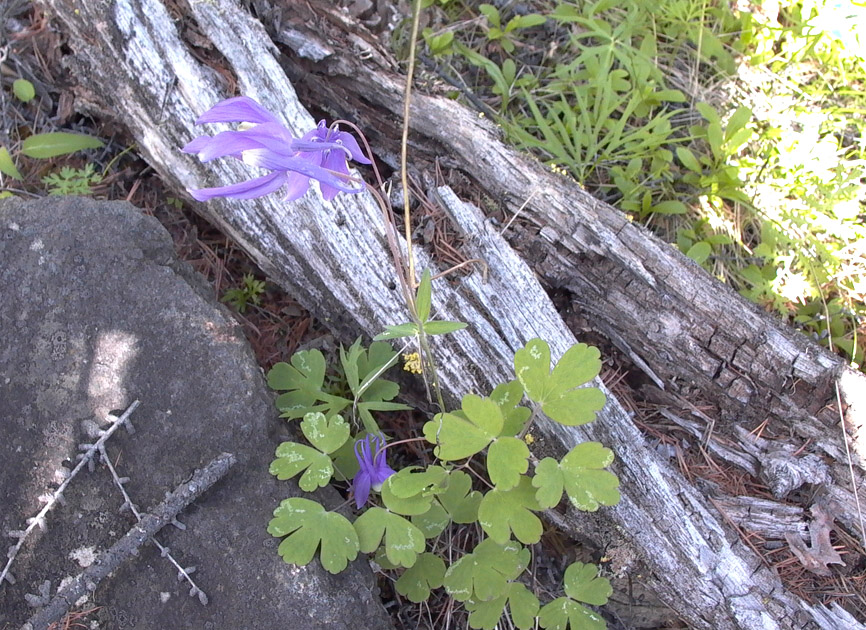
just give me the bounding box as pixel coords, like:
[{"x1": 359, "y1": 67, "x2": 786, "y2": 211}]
[{"x1": 39, "y1": 0, "x2": 864, "y2": 628}]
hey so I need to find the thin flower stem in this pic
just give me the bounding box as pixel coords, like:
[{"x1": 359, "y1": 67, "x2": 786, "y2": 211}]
[
  {"x1": 375, "y1": 435, "x2": 430, "y2": 458},
  {"x1": 401, "y1": 0, "x2": 424, "y2": 291}
]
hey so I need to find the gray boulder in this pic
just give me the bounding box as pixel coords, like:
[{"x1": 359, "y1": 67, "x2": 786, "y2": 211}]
[{"x1": 0, "y1": 197, "x2": 393, "y2": 629}]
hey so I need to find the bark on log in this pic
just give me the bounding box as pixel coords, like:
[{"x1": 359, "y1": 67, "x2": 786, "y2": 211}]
[{"x1": 39, "y1": 1, "x2": 865, "y2": 628}]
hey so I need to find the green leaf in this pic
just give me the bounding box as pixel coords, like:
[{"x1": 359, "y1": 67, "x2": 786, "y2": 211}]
[
  {"x1": 514, "y1": 340, "x2": 606, "y2": 426},
  {"x1": 466, "y1": 582, "x2": 540, "y2": 630},
  {"x1": 437, "y1": 470, "x2": 481, "y2": 523},
  {"x1": 373, "y1": 322, "x2": 419, "y2": 340},
  {"x1": 513, "y1": 338, "x2": 551, "y2": 401},
  {"x1": 300, "y1": 412, "x2": 350, "y2": 454},
  {"x1": 21, "y1": 132, "x2": 104, "y2": 159},
  {"x1": 423, "y1": 394, "x2": 504, "y2": 460},
  {"x1": 706, "y1": 122, "x2": 724, "y2": 159},
  {"x1": 686, "y1": 241, "x2": 712, "y2": 265},
  {"x1": 416, "y1": 268, "x2": 433, "y2": 322},
  {"x1": 725, "y1": 106, "x2": 752, "y2": 141},
  {"x1": 532, "y1": 442, "x2": 620, "y2": 511},
  {"x1": 422, "y1": 320, "x2": 468, "y2": 336},
  {"x1": 478, "y1": 476, "x2": 542, "y2": 544},
  {"x1": 0, "y1": 147, "x2": 23, "y2": 180},
  {"x1": 676, "y1": 147, "x2": 702, "y2": 173},
  {"x1": 329, "y1": 432, "x2": 361, "y2": 481},
  {"x1": 268, "y1": 350, "x2": 327, "y2": 416},
  {"x1": 487, "y1": 437, "x2": 529, "y2": 490},
  {"x1": 353, "y1": 506, "x2": 426, "y2": 567},
  {"x1": 650, "y1": 200, "x2": 688, "y2": 215},
  {"x1": 381, "y1": 474, "x2": 436, "y2": 516},
  {"x1": 12, "y1": 78, "x2": 35, "y2": 103},
  {"x1": 395, "y1": 552, "x2": 446, "y2": 602},
  {"x1": 444, "y1": 538, "x2": 529, "y2": 602},
  {"x1": 695, "y1": 102, "x2": 720, "y2": 125},
  {"x1": 412, "y1": 501, "x2": 450, "y2": 538},
  {"x1": 563, "y1": 562, "x2": 612, "y2": 605},
  {"x1": 269, "y1": 442, "x2": 334, "y2": 491},
  {"x1": 511, "y1": 14, "x2": 546, "y2": 29},
  {"x1": 267, "y1": 498, "x2": 359, "y2": 574},
  {"x1": 490, "y1": 380, "x2": 530, "y2": 436},
  {"x1": 538, "y1": 597, "x2": 606, "y2": 630},
  {"x1": 388, "y1": 466, "x2": 448, "y2": 498},
  {"x1": 479, "y1": 3, "x2": 500, "y2": 28}
]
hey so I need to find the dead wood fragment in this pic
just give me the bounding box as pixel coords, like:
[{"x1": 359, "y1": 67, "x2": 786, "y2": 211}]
[{"x1": 22, "y1": 452, "x2": 236, "y2": 630}]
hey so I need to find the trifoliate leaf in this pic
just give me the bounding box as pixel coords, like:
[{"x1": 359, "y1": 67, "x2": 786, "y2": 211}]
[
  {"x1": 437, "y1": 471, "x2": 481, "y2": 523},
  {"x1": 444, "y1": 539, "x2": 529, "y2": 602},
  {"x1": 395, "y1": 552, "x2": 445, "y2": 602},
  {"x1": 490, "y1": 380, "x2": 530, "y2": 436},
  {"x1": 487, "y1": 437, "x2": 529, "y2": 490},
  {"x1": 537, "y1": 597, "x2": 606, "y2": 630},
  {"x1": 353, "y1": 507, "x2": 425, "y2": 567},
  {"x1": 381, "y1": 475, "x2": 436, "y2": 516},
  {"x1": 21, "y1": 132, "x2": 104, "y2": 158},
  {"x1": 423, "y1": 394, "x2": 503, "y2": 460},
  {"x1": 267, "y1": 498, "x2": 359, "y2": 574},
  {"x1": 466, "y1": 582, "x2": 540, "y2": 630},
  {"x1": 532, "y1": 443, "x2": 620, "y2": 511},
  {"x1": 300, "y1": 412, "x2": 350, "y2": 454},
  {"x1": 269, "y1": 442, "x2": 333, "y2": 491},
  {"x1": 416, "y1": 268, "x2": 433, "y2": 323},
  {"x1": 373, "y1": 322, "x2": 419, "y2": 340},
  {"x1": 563, "y1": 562, "x2": 612, "y2": 605},
  {"x1": 388, "y1": 466, "x2": 448, "y2": 498},
  {"x1": 268, "y1": 350, "x2": 330, "y2": 418},
  {"x1": 478, "y1": 476, "x2": 542, "y2": 544},
  {"x1": 412, "y1": 501, "x2": 450, "y2": 538},
  {"x1": 514, "y1": 339, "x2": 606, "y2": 426}
]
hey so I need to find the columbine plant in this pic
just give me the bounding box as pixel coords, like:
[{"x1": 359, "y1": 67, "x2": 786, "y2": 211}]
[{"x1": 183, "y1": 94, "x2": 621, "y2": 629}]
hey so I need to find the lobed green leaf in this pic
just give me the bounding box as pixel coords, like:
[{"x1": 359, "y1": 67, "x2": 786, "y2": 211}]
[
  {"x1": 300, "y1": 412, "x2": 350, "y2": 454},
  {"x1": 270, "y1": 442, "x2": 334, "y2": 492},
  {"x1": 354, "y1": 506, "x2": 425, "y2": 567},
  {"x1": 267, "y1": 498, "x2": 358, "y2": 574},
  {"x1": 395, "y1": 552, "x2": 446, "y2": 602},
  {"x1": 444, "y1": 539, "x2": 529, "y2": 602},
  {"x1": 487, "y1": 437, "x2": 529, "y2": 490},
  {"x1": 478, "y1": 476, "x2": 542, "y2": 544},
  {"x1": 532, "y1": 442, "x2": 620, "y2": 511}
]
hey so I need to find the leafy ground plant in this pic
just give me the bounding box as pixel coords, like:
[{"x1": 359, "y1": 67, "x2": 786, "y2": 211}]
[
  {"x1": 413, "y1": 0, "x2": 865, "y2": 368},
  {"x1": 266, "y1": 335, "x2": 619, "y2": 630}
]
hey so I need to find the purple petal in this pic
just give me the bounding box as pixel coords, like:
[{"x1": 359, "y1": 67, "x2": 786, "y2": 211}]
[
  {"x1": 242, "y1": 149, "x2": 360, "y2": 195},
  {"x1": 195, "y1": 96, "x2": 281, "y2": 126},
  {"x1": 354, "y1": 470, "x2": 372, "y2": 509},
  {"x1": 194, "y1": 124, "x2": 296, "y2": 162},
  {"x1": 318, "y1": 150, "x2": 352, "y2": 201},
  {"x1": 189, "y1": 171, "x2": 287, "y2": 201},
  {"x1": 333, "y1": 130, "x2": 372, "y2": 165},
  {"x1": 283, "y1": 172, "x2": 311, "y2": 201},
  {"x1": 181, "y1": 136, "x2": 213, "y2": 154}
]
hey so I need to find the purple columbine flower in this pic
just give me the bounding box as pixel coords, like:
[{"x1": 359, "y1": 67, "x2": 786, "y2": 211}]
[
  {"x1": 353, "y1": 434, "x2": 396, "y2": 509},
  {"x1": 181, "y1": 96, "x2": 371, "y2": 202}
]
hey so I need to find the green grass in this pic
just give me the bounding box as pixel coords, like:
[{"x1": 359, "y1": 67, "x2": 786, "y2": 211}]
[{"x1": 407, "y1": 0, "x2": 866, "y2": 368}]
